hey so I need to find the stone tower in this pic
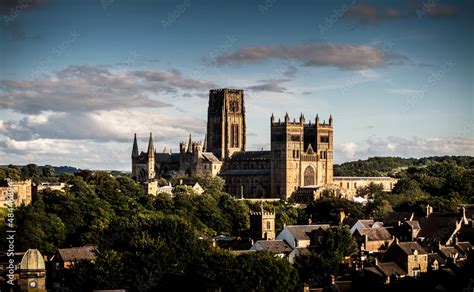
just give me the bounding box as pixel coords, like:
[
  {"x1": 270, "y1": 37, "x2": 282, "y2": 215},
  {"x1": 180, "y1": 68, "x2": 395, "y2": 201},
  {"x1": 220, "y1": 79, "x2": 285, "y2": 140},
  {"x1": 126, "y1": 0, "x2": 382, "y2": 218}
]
[
  {"x1": 131, "y1": 133, "x2": 140, "y2": 178},
  {"x1": 271, "y1": 113, "x2": 333, "y2": 199},
  {"x1": 250, "y1": 206, "x2": 276, "y2": 240},
  {"x1": 19, "y1": 249, "x2": 46, "y2": 291},
  {"x1": 206, "y1": 89, "x2": 246, "y2": 159}
]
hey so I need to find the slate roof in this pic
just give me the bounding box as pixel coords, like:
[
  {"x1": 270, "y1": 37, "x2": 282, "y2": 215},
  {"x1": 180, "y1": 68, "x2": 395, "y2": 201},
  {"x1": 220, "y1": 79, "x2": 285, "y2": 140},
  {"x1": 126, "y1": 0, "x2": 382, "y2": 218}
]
[
  {"x1": 285, "y1": 224, "x2": 331, "y2": 241},
  {"x1": 201, "y1": 152, "x2": 221, "y2": 163},
  {"x1": 155, "y1": 153, "x2": 180, "y2": 164},
  {"x1": 375, "y1": 262, "x2": 406, "y2": 277},
  {"x1": 406, "y1": 220, "x2": 421, "y2": 230},
  {"x1": 396, "y1": 241, "x2": 427, "y2": 255},
  {"x1": 439, "y1": 246, "x2": 458, "y2": 259},
  {"x1": 58, "y1": 246, "x2": 97, "y2": 262},
  {"x1": 356, "y1": 227, "x2": 392, "y2": 241},
  {"x1": 254, "y1": 240, "x2": 293, "y2": 254},
  {"x1": 228, "y1": 151, "x2": 271, "y2": 161},
  {"x1": 220, "y1": 169, "x2": 271, "y2": 176},
  {"x1": 383, "y1": 212, "x2": 414, "y2": 225},
  {"x1": 416, "y1": 214, "x2": 460, "y2": 243},
  {"x1": 455, "y1": 241, "x2": 472, "y2": 255}
]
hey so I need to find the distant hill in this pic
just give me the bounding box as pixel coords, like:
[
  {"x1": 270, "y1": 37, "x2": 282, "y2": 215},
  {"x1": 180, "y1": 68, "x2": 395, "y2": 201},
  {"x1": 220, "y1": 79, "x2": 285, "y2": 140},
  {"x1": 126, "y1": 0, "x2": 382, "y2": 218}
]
[
  {"x1": 53, "y1": 166, "x2": 81, "y2": 174},
  {"x1": 334, "y1": 156, "x2": 474, "y2": 177}
]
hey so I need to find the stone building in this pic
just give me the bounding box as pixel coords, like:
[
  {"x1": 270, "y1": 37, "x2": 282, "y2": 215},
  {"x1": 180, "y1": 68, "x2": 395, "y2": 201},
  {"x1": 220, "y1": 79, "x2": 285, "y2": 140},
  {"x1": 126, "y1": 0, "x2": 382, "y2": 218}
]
[
  {"x1": 19, "y1": 249, "x2": 46, "y2": 291},
  {"x1": 131, "y1": 88, "x2": 397, "y2": 200},
  {"x1": 383, "y1": 240, "x2": 428, "y2": 277},
  {"x1": 250, "y1": 207, "x2": 276, "y2": 240},
  {"x1": 0, "y1": 179, "x2": 32, "y2": 208}
]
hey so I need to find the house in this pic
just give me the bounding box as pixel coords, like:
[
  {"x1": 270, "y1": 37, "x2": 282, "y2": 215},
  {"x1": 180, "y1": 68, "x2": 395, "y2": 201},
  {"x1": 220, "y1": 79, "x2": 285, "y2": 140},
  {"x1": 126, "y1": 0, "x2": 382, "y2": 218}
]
[
  {"x1": 389, "y1": 220, "x2": 421, "y2": 242},
  {"x1": 416, "y1": 211, "x2": 463, "y2": 246},
  {"x1": 383, "y1": 211, "x2": 414, "y2": 226},
  {"x1": 437, "y1": 240, "x2": 472, "y2": 267},
  {"x1": 345, "y1": 219, "x2": 375, "y2": 235},
  {"x1": 250, "y1": 240, "x2": 293, "y2": 259},
  {"x1": 383, "y1": 240, "x2": 428, "y2": 278},
  {"x1": 353, "y1": 227, "x2": 393, "y2": 253},
  {"x1": 52, "y1": 246, "x2": 97, "y2": 269},
  {"x1": 364, "y1": 261, "x2": 406, "y2": 284},
  {"x1": 276, "y1": 224, "x2": 330, "y2": 249}
]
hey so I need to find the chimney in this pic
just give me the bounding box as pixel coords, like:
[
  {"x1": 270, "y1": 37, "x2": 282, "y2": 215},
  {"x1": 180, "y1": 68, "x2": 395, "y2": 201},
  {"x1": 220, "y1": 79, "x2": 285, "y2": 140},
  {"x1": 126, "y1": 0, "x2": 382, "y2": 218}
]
[
  {"x1": 339, "y1": 210, "x2": 346, "y2": 224},
  {"x1": 327, "y1": 275, "x2": 336, "y2": 286},
  {"x1": 307, "y1": 215, "x2": 312, "y2": 225},
  {"x1": 426, "y1": 204, "x2": 433, "y2": 217}
]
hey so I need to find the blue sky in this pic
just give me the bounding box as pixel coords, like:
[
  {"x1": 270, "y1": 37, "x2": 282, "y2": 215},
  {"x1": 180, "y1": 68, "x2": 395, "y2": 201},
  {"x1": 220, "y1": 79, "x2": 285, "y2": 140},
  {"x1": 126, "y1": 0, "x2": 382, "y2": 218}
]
[{"x1": 0, "y1": 0, "x2": 472, "y2": 170}]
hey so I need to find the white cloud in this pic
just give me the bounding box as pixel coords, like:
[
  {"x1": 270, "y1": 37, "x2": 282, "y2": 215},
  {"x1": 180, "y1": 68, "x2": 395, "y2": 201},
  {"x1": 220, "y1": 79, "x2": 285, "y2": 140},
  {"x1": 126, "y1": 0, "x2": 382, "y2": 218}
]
[{"x1": 0, "y1": 65, "x2": 217, "y2": 114}]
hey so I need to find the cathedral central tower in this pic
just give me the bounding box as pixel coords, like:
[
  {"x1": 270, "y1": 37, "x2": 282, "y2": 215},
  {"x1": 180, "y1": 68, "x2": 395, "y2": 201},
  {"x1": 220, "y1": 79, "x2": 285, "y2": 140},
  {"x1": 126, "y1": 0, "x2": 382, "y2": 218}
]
[{"x1": 206, "y1": 89, "x2": 246, "y2": 159}]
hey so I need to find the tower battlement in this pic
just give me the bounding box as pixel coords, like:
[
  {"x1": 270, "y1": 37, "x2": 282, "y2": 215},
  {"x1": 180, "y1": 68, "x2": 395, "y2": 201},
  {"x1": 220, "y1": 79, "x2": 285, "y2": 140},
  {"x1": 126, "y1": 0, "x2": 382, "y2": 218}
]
[{"x1": 271, "y1": 113, "x2": 333, "y2": 128}]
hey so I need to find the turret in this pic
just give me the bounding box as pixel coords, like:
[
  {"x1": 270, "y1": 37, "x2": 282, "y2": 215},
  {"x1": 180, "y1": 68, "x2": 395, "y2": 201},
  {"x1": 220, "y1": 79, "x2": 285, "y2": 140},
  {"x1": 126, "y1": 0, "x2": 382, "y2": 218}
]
[
  {"x1": 179, "y1": 142, "x2": 186, "y2": 154},
  {"x1": 285, "y1": 112, "x2": 290, "y2": 124},
  {"x1": 147, "y1": 132, "x2": 155, "y2": 179},
  {"x1": 131, "y1": 133, "x2": 139, "y2": 158},
  {"x1": 271, "y1": 113, "x2": 275, "y2": 124},
  {"x1": 329, "y1": 114, "x2": 333, "y2": 126},
  {"x1": 316, "y1": 114, "x2": 320, "y2": 125},
  {"x1": 300, "y1": 113, "x2": 305, "y2": 125},
  {"x1": 187, "y1": 134, "x2": 192, "y2": 153},
  {"x1": 147, "y1": 132, "x2": 154, "y2": 158}
]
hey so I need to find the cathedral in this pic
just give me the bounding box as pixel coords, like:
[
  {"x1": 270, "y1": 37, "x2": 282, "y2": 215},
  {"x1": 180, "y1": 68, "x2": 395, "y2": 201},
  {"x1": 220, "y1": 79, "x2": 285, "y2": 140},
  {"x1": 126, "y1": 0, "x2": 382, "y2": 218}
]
[{"x1": 131, "y1": 88, "x2": 397, "y2": 200}]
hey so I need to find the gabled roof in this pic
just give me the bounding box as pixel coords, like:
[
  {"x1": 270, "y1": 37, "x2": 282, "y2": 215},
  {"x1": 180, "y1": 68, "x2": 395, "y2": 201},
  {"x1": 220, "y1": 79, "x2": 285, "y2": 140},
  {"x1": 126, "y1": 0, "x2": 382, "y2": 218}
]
[
  {"x1": 396, "y1": 241, "x2": 427, "y2": 255},
  {"x1": 406, "y1": 220, "x2": 421, "y2": 230},
  {"x1": 428, "y1": 253, "x2": 445, "y2": 265},
  {"x1": 375, "y1": 262, "x2": 406, "y2": 277},
  {"x1": 455, "y1": 241, "x2": 472, "y2": 255},
  {"x1": 356, "y1": 227, "x2": 392, "y2": 241},
  {"x1": 201, "y1": 152, "x2": 221, "y2": 163},
  {"x1": 438, "y1": 246, "x2": 458, "y2": 259},
  {"x1": 383, "y1": 212, "x2": 414, "y2": 225},
  {"x1": 254, "y1": 240, "x2": 293, "y2": 254},
  {"x1": 284, "y1": 224, "x2": 330, "y2": 241},
  {"x1": 58, "y1": 246, "x2": 97, "y2": 262},
  {"x1": 416, "y1": 214, "x2": 460, "y2": 243}
]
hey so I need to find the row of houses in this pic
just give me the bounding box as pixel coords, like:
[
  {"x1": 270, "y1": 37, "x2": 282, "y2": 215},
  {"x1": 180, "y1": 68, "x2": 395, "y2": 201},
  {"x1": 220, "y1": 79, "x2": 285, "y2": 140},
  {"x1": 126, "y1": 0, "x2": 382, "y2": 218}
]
[{"x1": 215, "y1": 204, "x2": 474, "y2": 290}]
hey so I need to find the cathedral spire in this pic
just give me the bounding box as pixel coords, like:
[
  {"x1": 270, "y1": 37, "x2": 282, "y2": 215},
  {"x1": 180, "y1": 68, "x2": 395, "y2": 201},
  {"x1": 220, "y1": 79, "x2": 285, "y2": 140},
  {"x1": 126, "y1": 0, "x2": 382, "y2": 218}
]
[
  {"x1": 132, "y1": 133, "x2": 138, "y2": 158},
  {"x1": 187, "y1": 134, "x2": 192, "y2": 153},
  {"x1": 203, "y1": 134, "x2": 208, "y2": 152},
  {"x1": 147, "y1": 132, "x2": 154, "y2": 157}
]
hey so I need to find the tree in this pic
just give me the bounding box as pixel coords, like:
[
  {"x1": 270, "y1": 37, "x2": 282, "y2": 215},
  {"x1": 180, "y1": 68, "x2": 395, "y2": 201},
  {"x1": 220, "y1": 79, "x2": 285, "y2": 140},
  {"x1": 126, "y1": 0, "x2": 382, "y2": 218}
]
[
  {"x1": 306, "y1": 197, "x2": 364, "y2": 223},
  {"x1": 42, "y1": 165, "x2": 56, "y2": 178}
]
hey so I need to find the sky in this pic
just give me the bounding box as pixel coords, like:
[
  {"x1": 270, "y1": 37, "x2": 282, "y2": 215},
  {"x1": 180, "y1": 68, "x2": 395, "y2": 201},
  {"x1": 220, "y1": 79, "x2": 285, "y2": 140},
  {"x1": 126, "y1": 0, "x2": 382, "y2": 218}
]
[{"x1": 0, "y1": 0, "x2": 472, "y2": 170}]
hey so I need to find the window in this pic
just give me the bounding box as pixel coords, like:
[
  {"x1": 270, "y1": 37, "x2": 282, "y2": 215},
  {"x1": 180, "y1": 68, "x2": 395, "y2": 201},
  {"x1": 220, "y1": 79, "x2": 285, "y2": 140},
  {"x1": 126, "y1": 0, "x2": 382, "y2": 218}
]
[
  {"x1": 230, "y1": 124, "x2": 239, "y2": 147},
  {"x1": 320, "y1": 135, "x2": 329, "y2": 143},
  {"x1": 304, "y1": 166, "x2": 315, "y2": 186},
  {"x1": 266, "y1": 221, "x2": 271, "y2": 230},
  {"x1": 354, "y1": 182, "x2": 357, "y2": 188}
]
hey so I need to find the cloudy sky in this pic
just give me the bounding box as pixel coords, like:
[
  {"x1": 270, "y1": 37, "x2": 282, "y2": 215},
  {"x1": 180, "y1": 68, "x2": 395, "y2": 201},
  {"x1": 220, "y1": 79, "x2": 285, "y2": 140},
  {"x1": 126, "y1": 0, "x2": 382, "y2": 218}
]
[{"x1": 0, "y1": 0, "x2": 472, "y2": 170}]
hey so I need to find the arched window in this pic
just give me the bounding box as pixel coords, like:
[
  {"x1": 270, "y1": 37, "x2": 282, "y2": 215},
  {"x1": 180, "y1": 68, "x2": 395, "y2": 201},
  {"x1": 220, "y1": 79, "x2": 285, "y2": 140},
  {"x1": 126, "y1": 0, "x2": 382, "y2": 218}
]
[
  {"x1": 304, "y1": 166, "x2": 315, "y2": 186},
  {"x1": 266, "y1": 221, "x2": 271, "y2": 230}
]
